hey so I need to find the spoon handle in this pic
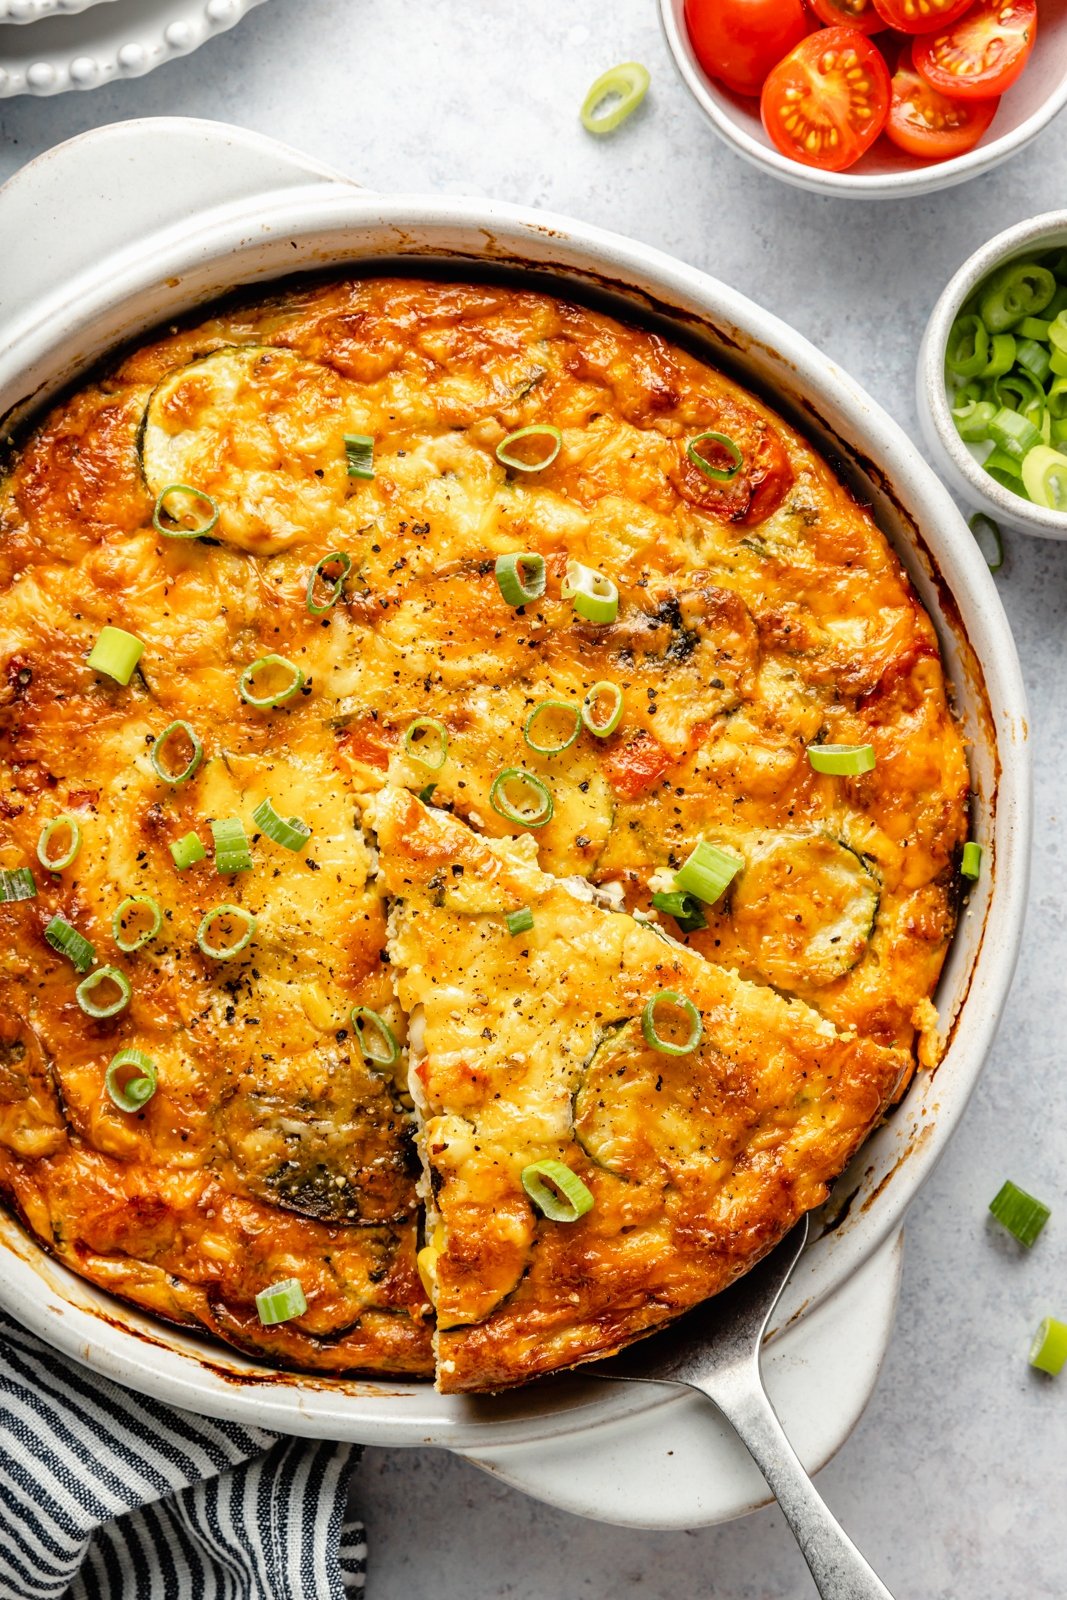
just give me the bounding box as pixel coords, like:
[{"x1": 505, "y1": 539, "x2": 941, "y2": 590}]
[{"x1": 703, "y1": 1378, "x2": 897, "y2": 1600}]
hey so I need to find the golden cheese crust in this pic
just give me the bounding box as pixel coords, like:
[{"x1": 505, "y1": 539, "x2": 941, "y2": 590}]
[{"x1": 0, "y1": 277, "x2": 968, "y2": 1383}]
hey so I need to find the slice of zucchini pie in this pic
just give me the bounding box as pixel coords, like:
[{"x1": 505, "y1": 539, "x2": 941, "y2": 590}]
[{"x1": 366, "y1": 786, "x2": 910, "y2": 1394}]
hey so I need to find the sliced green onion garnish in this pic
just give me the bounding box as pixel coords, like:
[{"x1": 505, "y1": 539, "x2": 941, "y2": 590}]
[
  {"x1": 561, "y1": 559, "x2": 619, "y2": 625},
  {"x1": 961, "y1": 841, "x2": 983, "y2": 881},
  {"x1": 44, "y1": 914, "x2": 95, "y2": 972},
  {"x1": 579, "y1": 62, "x2": 650, "y2": 135},
  {"x1": 1016, "y1": 338, "x2": 1052, "y2": 386},
  {"x1": 170, "y1": 831, "x2": 207, "y2": 871},
  {"x1": 580, "y1": 680, "x2": 623, "y2": 738},
  {"x1": 650, "y1": 889, "x2": 707, "y2": 933},
  {"x1": 0, "y1": 866, "x2": 36, "y2": 903},
  {"x1": 197, "y1": 904, "x2": 257, "y2": 960},
  {"x1": 1021, "y1": 445, "x2": 1067, "y2": 510},
  {"x1": 982, "y1": 333, "x2": 1016, "y2": 379},
  {"x1": 1030, "y1": 1317, "x2": 1067, "y2": 1376},
  {"x1": 306, "y1": 551, "x2": 352, "y2": 616},
  {"x1": 674, "y1": 841, "x2": 742, "y2": 906},
  {"x1": 152, "y1": 484, "x2": 219, "y2": 540},
  {"x1": 87, "y1": 625, "x2": 144, "y2": 686},
  {"x1": 494, "y1": 551, "x2": 546, "y2": 607},
  {"x1": 36, "y1": 815, "x2": 81, "y2": 872},
  {"x1": 952, "y1": 398, "x2": 996, "y2": 442},
  {"x1": 807, "y1": 743, "x2": 876, "y2": 776},
  {"x1": 989, "y1": 407, "x2": 1042, "y2": 461},
  {"x1": 521, "y1": 1159, "x2": 595, "y2": 1222},
  {"x1": 239, "y1": 654, "x2": 305, "y2": 709},
  {"x1": 211, "y1": 816, "x2": 252, "y2": 874},
  {"x1": 979, "y1": 262, "x2": 1055, "y2": 333},
  {"x1": 256, "y1": 1277, "x2": 308, "y2": 1327},
  {"x1": 641, "y1": 989, "x2": 703, "y2": 1056},
  {"x1": 76, "y1": 965, "x2": 132, "y2": 1019},
  {"x1": 350, "y1": 1005, "x2": 399, "y2": 1068},
  {"x1": 969, "y1": 512, "x2": 1004, "y2": 572},
  {"x1": 344, "y1": 433, "x2": 375, "y2": 480},
  {"x1": 417, "y1": 782, "x2": 437, "y2": 805},
  {"x1": 523, "y1": 699, "x2": 581, "y2": 755},
  {"x1": 495, "y1": 425, "x2": 562, "y2": 473},
  {"x1": 150, "y1": 720, "x2": 203, "y2": 785},
  {"x1": 989, "y1": 1179, "x2": 1049, "y2": 1248},
  {"x1": 105, "y1": 1047, "x2": 157, "y2": 1113},
  {"x1": 506, "y1": 907, "x2": 534, "y2": 936},
  {"x1": 687, "y1": 431, "x2": 744, "y2": 482},
  {"x1": 252, "y1": 797, "x2": 311, "y2": 853},
  {"x1": 946, "y1": 315, "x2": 989, "y2": 379},
  {"x1": 403, "y1": 718, "x2": 449, "y2": 771},
  {"x1": 489, "y1": 768, "x2": 554, "y2": 829},
  {"x1": 112, "y1": 894, "x2": 163, "y2": 952}
]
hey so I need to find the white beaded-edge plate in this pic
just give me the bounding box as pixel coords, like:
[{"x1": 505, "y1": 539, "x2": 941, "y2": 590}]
[
  {"x1": 0, "y1": 0, "x2": 118, "y2": 25},
  {"x1": 0, "y1": 0, "x2": 269, "y2": 94}
]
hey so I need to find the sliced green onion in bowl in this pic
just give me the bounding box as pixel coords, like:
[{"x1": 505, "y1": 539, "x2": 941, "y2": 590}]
[
  {"x1": 961, "y1": 841, "x2": 983, "y2": 881},
  {"x1": 807, "y1": 743, "x2": 876, "y2": 776},
  {"x1": 495, "y1": 425, "x2": 562, "y2": 473},
  {"x1": 989, "y1": 1179, "x2": 1049, "y2": 1247},
  {"x1": 344, "y1": 433, "x2": 375, "y2": 480},
  {"x1": 306, "y1": 551, "x2": 352, "y2": 616},
  {"x1": 521, "y1": 1159, "x2": 594, "y2": 1222},
  {"x1": 579, "y1": 62, "x2": 649, "y2": 136},
  {"x1": 112, "y1": 894, "x2": 163, "y2": 952},
  {"x1": 152, "y1": 484, "x2": 219, "y2": 540},
  {"x1": 674, "y1": 841, "x2": 742, "y2": 906},
  {"x1": 495, "y1": 552, "x2": 546, "y2": 607},
  {"x1": 0, "y1": 867, "x2": 37, "y2": 903},
  {"x1": 403, "y1": 718, "x2": 449, "y2": 771},
  {"x1": 350, "y1": 1005, "x2": 400, "y2": 1068},
  {"x1": 952, "y1": 398, "x2": 996, "y2": 441},
  {"x1": 256, "y1": 1277, "x2": 308, "y2": 1327},
  {"x1": 239, "y1": 654, "x2": 305, "y2": 709},
  {"x1": 687, "y1": 431, "x2": 744, "y2": 482},
  {"x1": 87, "y1": 626, "x2": 144, "y2": 686},
  {"x1": 170, "y1": 831, "x2": 207, "y2": 871},
  {"x1": 946, "y1": 315, "x2": 989, "y2": 379},
  {"x1": 641, "y1": 990, "x2": 703, "y2": 1057},
  {"x1": 1021, "y1": 445, "x2": 1067, "y2": 510},
  {"x1": 979, "y1": 262, "x2": 1055, "y2": 332},
  {"x1": 150, "y1": 720, "x2": 203, "y2": 785},
  {"x1": 44, "y1": 914, "x2": 95, "y2": 972},
  {"x1": 650, "y1": 889, "x2": 707, "y2": 933},
  {"x1": 982, "y1": 334, "x2": 1016, "y2": 379},
  {"x1": 76, "y1": 965, "x2": 132, "y2": 1019},
  {"x1": 105, "y1": 1047, "x2": 158, "y2": 1113},
  {"x1": 1030, "y1": 1317, "x2": 1067, "y2": 1377},
  {"x1": 580, "y1": 681, "x2": 623, "y2": 738},
  {"x1": 197, "y1": 904, "x2": 257, "y2": 960},
  {"x1": 989, "y1": 407, "x2": 1042, "y2": 460},
  {"x1": 524, "y1": 699, "x2": 581, "y2": 755},
  {"x1": 506, "y1": 907, "x2": 534, "y2": 937},
  {"x1": 36, "y1": 815, "x2": 81, "y2": 872},
  {"x1": 489, "y1": 768, "x2": 554, "y2": 829},
  {"x1": 969, "y1": 513, "x2": 1003, "y2": 572},
  {"x1": 211, "y1": 816, "x2": 252, "y2": 874},
  {"x1": 561, "y1": 559, "x2": 618, "y2": 625},
  {"x1": 252, "y1": 798, "x2": 311, "y2": 853}
]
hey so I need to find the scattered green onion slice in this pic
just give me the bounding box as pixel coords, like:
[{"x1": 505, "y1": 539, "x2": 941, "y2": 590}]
[
  {"x1": 521, "y1": 1159, "x2": 595, "y2": 1222},
  {"x1": 350, "y1": 1006, "x2": 400, "y2": 1068},
  {"x1": 0, "y1": 867, "x2": 36, "y2": 903},
  {"x1": 256, "y1": 1278, "x2": 308, "y2": 1327},
  {"x1": 344, "y1": 433, "x2": 375, "y2": 480},
  {"x1": 170, "y1": 831, "x2": 207, "y2": 871},
  {"x1": 523, "y1": 699, "x2": 581, "y2": 755},
  {"x1": 1029, "y1": 1317, "x2": 1067, "y2": 1376},
  {"x1": 989, "y1": 1179, "x2": 1049, "y2": 1248},
  {"x1": 150, "y1": 720, "x2": 203, "y2": 785},
  {"x1": 306, "y1": 551, "x2": 352, "y2": 616},
  {"x1": 105, "y1": 1048, "x2": 158, "y2": 1113},
  {"x1": 687, "y1": 430, "x2": 744, "y2": 482},
  {"x1": 489, "y1": 768, "x2": 554, "y2": 829},
  {"x1": 417, "y1": 782, "x2": 437, "y2": 805},
  {"x1": 152, "y1": 484, "x2": 219, "y2": 540},
  {"x1": 44, "y1": 914, "x2": 95, "y2": 972},
  {"x1": 641, "y1": 990, "x2": 703, "y2": 1057},
  {"x1": 252, "y1": 798, "x2": 311, "y2": 853},
  {"x1": 36, "y1": 815, "x2": 81, "y2": 872},
  {"x1": 807, "y1": 743, "x2": 876, "y2": 776},
  {"x1": 112, "y1": 895, "x2": 163, "y2": 953},
  {"x1": 1021, "y1": 445, "x2": 1067, "y2": 510},
  {"x1": 403, "y1": 718, "x2": 449, "y2": 771},
  {"x1": 969, "y1": 512, "x2": 1004, "y2": 572},
  {"x1": 650, "y1": 889, "x2": 707, "y2": 933},
  {"x1": 580, "y1": 680, "x2": 624, "y2": 738},
  {"x1": 961, "y1": 841, "x2": 983, "y2": 881},
  {"x1": 580, "y1": 62, "x2": 650, "y2": 136},
  {"x1": 197, "y1": 905, "x2": 257, "y2": 960},
  {"x1": 495, "y1": 425, "x2": 562, "y2": 473},
  {"x1": 673, "y1": 841, "x2": 742, "y2": 906},
  {"x1": 506, "y1": 907, "x2": 534, "y2": 936},
  {"x1": 76, "y1": 965, "x2": 132, "y2": 1019},
  {"x1": 239, "y1": 654, "x2": 305, "y2": 709},
  {"x1": 87, "y1": 626, "x2": 144, "y2": 686},
  {"x1": 495, "y1": 551, "x2": 546, "y2": 607},
  {"x1": 211, "y1": 816, "x2": 252, "y2": 874},
  {"x1": 561, "y1": 559, "x2": 619, "y2": 625}
]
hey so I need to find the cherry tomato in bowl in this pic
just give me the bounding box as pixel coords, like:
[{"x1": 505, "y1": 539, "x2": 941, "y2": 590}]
[
  {"x1": 808, "y1": 0, "x2": 886, "y2": 35},
  {"x1": 913, "y1": 0, "x2": 1037, "y2": 99},
  {"x1": 683, "y1": 0, "x2": 810, "y2": 98},
  {"x1": 760, "y1": 27, "x2": 892, "y2": 171},
  {"x1": 870, "y1": 0, "x2": 975, "y2": 33},
  {"x1": 885, "y1": 60, "x2": 1000, "y2": 157}
]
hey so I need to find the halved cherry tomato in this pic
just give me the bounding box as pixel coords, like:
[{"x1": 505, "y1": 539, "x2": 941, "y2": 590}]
[
  {"x1": 760, "y1": 28, "x2": 891, "y2": 172},
  {"x1": 604, "y1": 731, "x2": 674, "y2": 800},
  {"x1": 871, "y1": 0, "x2": 974, "y2": 33},
  {"x1": 684, "y1": 0, "x2": 811, "y2": 98},
  {"x1": 670, "y1": 397, "x2": 795, "y2": 525},
  {"x1": 809, "y1": 0, "x2": 886, "y2": 35},
  {"x1": 885, "y1": 60, "x2": 999, "y2": 157},
  {"x1": 913, "y1": 0, "x2": 1036, "y2": 99}
]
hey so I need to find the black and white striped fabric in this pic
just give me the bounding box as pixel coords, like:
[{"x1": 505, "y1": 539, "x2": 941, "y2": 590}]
[{"x1": 0, "y1": 1312, "x2": 366, "y2": 1599}]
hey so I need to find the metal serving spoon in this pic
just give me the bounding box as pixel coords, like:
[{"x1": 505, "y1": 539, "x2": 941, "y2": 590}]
[{"x1": 592, "y1": 1217, "x2": 896, "y2": 1599}]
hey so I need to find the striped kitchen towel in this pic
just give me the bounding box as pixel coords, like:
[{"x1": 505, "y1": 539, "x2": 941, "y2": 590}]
[{"x1": 0, "y1": 1311, "x2": 366, "y2": 1599}]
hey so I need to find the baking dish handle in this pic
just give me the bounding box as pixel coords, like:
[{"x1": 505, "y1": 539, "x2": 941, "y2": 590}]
[{"x1": 0, "y1": 117, "x2": 361, "y2": 330}]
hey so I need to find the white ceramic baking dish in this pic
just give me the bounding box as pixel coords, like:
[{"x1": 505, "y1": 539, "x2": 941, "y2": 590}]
[{"x1": 0, "y1": 117, "x2": 1030, "y2": 1529}]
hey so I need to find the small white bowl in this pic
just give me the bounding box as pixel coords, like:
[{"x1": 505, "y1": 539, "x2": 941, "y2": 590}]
[
  {"x1": 917, "y1": 211, "x2": 1067, "y2": 540},
  {"x1": 658, "y1": 0, "x2": 1067, "y2": 200}
]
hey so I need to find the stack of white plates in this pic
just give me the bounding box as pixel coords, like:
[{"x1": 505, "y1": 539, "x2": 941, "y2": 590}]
[{"x1": 0, "y1": 0, "x2": 269, "y2": 97}]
